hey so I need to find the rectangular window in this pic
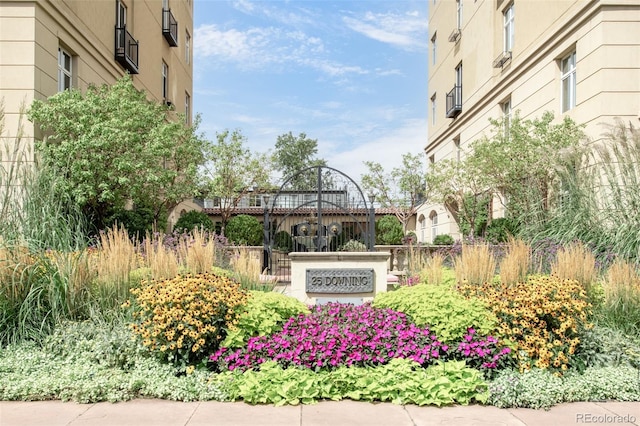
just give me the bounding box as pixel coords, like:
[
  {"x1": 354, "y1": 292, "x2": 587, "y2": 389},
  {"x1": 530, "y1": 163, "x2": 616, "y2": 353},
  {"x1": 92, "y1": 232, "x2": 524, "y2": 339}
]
[
  {"x1": 57, "y1": 47, "x2": 72, "y2": 92},
  {"x1": 248, "y1": 195, "x2": 262, "y2": 207},
  {"x1": 503, "y1": 3, "x2": 514, "y2": 52},
  {"x1": 117, "y1": 0, "x2": 127, "y2": 28},
  {"x1": 185, "y1": 92, "x2": 191, "y2": 124},
  {"x1": 455, "y1": 62, "x2": 463, "y2": 97},
  {"x1": 502, "y1": 98, "x2": 512, "y2": 133},
  {"x1": 431, "y1": 94, "x2": 437, "y2": 125},
  {"x1": 456, "y1": 0, "x2": 463, "y2": 29},
  {"x1": 431, "y1": 32, "x2": 437, "y2": 65},
  {"x1": 561, "y1": 51, "x2": 576, "y2": 112},
  {"x1": 162, "y1": 61, "x2": 169, "y2": 102},
  {"x1": 185, "y1": 31, "x2": 191, "y2": 64},
  {"x1": 454, "y1": 136, "x2": 461, "y2": 162}
]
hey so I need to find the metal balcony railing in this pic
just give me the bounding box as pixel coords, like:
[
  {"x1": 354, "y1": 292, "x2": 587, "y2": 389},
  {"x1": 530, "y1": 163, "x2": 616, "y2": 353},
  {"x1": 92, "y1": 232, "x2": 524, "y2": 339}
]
[
  {"x1": 162, "y1": 9, "x2": 178, "y2": 47},
  {"x1": 115, "y1": 26, "x2": 139, "y2": 74},
  {"x1": 445, "y1": 85, "x2": 462, "y2": 118}
]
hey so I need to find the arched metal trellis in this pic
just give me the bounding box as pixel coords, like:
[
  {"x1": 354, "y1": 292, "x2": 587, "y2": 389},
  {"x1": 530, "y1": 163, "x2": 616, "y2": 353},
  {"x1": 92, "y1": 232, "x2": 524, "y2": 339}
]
[{"x1": 262, "y1": 166, "x2": 375, "y2": 281}]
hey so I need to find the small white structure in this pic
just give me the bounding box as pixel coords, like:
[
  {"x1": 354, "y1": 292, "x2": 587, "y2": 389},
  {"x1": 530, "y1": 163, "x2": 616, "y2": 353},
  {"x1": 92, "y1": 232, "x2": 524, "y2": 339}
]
[{"x1": 289, "y1": 252, "x2": 390, "y2": 305}]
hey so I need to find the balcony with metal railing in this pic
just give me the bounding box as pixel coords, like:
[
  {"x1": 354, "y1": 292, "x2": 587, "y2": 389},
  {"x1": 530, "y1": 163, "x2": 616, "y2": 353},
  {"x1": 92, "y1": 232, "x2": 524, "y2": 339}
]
[
  {"x1": 162, "y1": 9, "x2": 178, "y2": 47},
  {"x1": 115, "y1": 26, "x2": 139, "y2": 74},
  {"x1": 445, "y1": 85, "x2": 462, "y2": 118}
]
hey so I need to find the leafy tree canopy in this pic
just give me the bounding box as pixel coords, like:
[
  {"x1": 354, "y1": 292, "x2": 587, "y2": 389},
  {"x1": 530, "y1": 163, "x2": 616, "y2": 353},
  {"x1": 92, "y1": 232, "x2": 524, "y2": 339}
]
[
  {"x1": 272, "y1": 132, "x2": 326, "y2": 189},
  {"x1": 361, "y1": 153, "x2": 426, "y2": 233},
  {"x1": 28, "y1": 75, "x2": 206, "y2": 230},
  {"x1": 200, "y1": 129, "x2": 272, "y2": 234}
]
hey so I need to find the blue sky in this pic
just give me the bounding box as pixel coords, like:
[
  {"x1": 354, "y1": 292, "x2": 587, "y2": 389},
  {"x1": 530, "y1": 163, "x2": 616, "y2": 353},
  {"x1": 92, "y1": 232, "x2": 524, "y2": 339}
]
[{"x1": 193, "y1": 0, "x2": 429, "y2": 182}]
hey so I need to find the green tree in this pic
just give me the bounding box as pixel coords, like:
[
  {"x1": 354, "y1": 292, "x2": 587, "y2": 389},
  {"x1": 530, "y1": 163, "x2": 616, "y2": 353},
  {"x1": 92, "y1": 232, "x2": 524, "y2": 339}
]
[
  {"x1": 173, "y1": 210, "x2": 214, "y2": 233},
  {"x1": 226, "y1": 214, "x2": 263, "y2": 245},
  {"x1": 469, "y1": 111, "x2": 585, "y2": 225},
  {"x1": 361, "y1": 153, "x2": 426, "y2": 233},
  {"x1": 272, "y1": 132, "x2": 326, "y2": 189},
  {"x1": 200, "y1": 129, "x2": 271, "y2": 235},
  {"x1": 375, "y1": 215, "x2": 404, "y2": 245},
  {"x1": 28, "y1": 75, "x2": 206, "y2": 230}
]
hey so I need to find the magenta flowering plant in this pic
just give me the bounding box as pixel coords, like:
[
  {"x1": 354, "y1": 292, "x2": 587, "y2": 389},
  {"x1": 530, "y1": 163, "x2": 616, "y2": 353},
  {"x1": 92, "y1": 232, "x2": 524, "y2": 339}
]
[
  {"x1": 455, "y1": 327, "x2": 514, "y2": 376},
  {"x1": 210, "y1": 302, "x2": 449, "y2": 372}
]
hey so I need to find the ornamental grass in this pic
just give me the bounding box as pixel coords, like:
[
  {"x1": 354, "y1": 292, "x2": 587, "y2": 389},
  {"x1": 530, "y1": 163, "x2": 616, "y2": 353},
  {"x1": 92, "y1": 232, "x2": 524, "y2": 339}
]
[
  {"x1": 454, "y1": 244, "x2": 496, "y2": 287},
  {"x1": 601, "y1": 259, "x2": 640, "y2": 334},
  {"x1": 498, "y1": 238, "x2": 530, "y2": 286},
  {"x1": 551, "y1": 241, "x2": 598, "y2": 297}
]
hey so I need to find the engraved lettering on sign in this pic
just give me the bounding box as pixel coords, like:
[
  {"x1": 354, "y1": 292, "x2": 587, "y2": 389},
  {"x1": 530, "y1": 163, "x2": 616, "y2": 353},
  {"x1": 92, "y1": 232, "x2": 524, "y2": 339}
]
[{"x1": 306, "y1": 268, "x2": 374, "y2": 293}]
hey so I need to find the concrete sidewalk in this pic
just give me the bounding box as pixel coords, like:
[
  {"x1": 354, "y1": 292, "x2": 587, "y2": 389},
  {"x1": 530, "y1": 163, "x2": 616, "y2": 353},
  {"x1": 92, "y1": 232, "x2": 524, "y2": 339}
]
[{"x1": 0, "y1": 400, "x2": 638, "y2": 426}]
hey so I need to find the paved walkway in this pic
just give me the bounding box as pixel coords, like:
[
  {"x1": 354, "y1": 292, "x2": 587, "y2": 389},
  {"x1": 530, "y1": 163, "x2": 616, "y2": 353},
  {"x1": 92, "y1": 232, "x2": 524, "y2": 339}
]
[{"x1": 1, "y1": 400, "x2": 638, "y2": 426}]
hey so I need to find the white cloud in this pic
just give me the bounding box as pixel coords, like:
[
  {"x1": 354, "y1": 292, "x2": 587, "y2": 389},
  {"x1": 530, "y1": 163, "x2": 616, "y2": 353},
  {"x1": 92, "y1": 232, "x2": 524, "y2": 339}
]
[
  {"x1": 343, "y1": 10, "x2": 428, "y2": 51},
  {"x1": 323, "y1": 118, "x2": 427, "y2": 184}
]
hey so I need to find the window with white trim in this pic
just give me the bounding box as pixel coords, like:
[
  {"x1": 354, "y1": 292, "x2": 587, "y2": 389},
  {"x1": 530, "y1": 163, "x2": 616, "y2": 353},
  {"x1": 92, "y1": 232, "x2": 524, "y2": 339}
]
[
  {"x1": 431, "y1": 32, "x2": 437, "y2": 65},
  {"x1": 185, "y1": 31, "x2": 191, "y2": 64},
  {"x1": 456, "y1": 0, "x2": 463, "y2": 29},
  {"x1": 162, "y1": 61, "x2": 169, "y2": 102},
  {"x1": 430, "y1": 211, "x2": 438, "y2": 242},
  {"x1": 561, "y1": 51, "x2": 576, "y2": 112},
  {"x1": 185, "y1": 92, "x2": 191, "y2": 124},
  {"x1": 57, "y1": 47, "x2": 72, "y2": 92},
  {"x1": 454, "y1": 136, "x2": 461, "y2": 162},
  {"x1": 431, "y1": 94, "x2": 437, "y2": 126},
  {"x1": 502, "y1": 98, "x2": 512, "y2": 134},
  {"x1": 503, "y1": 3, "x2": 514, "y2": 53}
]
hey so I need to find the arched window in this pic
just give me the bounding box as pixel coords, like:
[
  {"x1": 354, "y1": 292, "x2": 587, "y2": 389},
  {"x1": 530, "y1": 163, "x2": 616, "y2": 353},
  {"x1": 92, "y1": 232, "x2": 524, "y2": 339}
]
[
  {"x1": 418, "y1": 214, "x2": 426, "y2": 242},
  {"x1": 430, "y1": 210, "x2": 438, "y2": 243}
]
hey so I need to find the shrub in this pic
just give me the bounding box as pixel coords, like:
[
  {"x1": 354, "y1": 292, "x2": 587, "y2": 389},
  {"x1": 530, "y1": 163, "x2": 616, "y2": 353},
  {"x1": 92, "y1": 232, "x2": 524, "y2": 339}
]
[
  {"x1": 433, "y1": 234, "x2": 454, "y2": 245},
  {"x1": 373, "y1": 284, "x2": 497, "y2": 345},
  {"x1": 226, "y1": 215, "x2": 263, "y2": 246},
  {"x1": 211, "y1": 303, "x2": 448, "y2": 372},
  {"x1": 173, "y1": 210, "x2": 214, "y2": 234},
  {"x1": 574, "y1": 324, "x2": 640, "y2": 370},
  {"x1": 126, "y1": 272, "x2": 248, "y2": 370},
  {"x1": 484, "y1": 218, "x2": 518, "y2": 244},
  {"x1": 454, "y1": 244, "x2": 496, "y2": 287},
  {"x1": 458, "y1": 275, "x2": 593, "y2": 373},
  {"x1": 273, "y1": 230, "x2": 293, "y2": 252},
  {"x1": 338, "y1": 239, "x2": 367, "y2": 252},
  {"x1": 375, "y1": 215, "x2": 403, "y2": 245},
  {"x1": 221, "y1": 291, "x2": 309, "y2": 349}
]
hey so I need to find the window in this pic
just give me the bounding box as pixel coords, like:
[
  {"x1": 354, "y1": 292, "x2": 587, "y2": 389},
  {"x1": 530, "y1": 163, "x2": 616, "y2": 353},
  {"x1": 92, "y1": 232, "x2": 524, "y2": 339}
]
[
  {"x1": 430, "y1": 211, "x2": 438, "y2": 242},
  {"x1": 503, "y1": 3, "x2": 514, "y2": 52},
  {"x1": 431, "y1": 94, "x2": 437, "y2": 125},
  {"x1": 185, "y1": 31, "x2": 191, "y2": 64},
  {"x1": 502, "y1": 98, "x2": 512, "y2": 134},
  {"x1": 248, "y1": 195, "x2": 262, "y2": 207},
  {"x1": 185, "y1": 92, "x2": 191, "y2": 124},
  {"x1": 454, "y1": 136, "x2": 461, "y2": 162},
  {"x1": 431, "y1": 32, "x2": 437, "y2": 65},
  {"x1": 57, "y1": 47, "x2": 72, "y2": 92},
  {"x1": 162, "y1": 61, "x2": 169, "y2": 102},
  {"x1": 561, "y1": 51, "x2": 576, "y2": 112},
  {"x1": 419, "y1": 216, "x2": 426, "y2": 242},
  {"x1": 456, "y1": 0, "x2": 463, "y2": 29},
  {"x1": 117, "y1": 0, "x2": 127, "y2": 28}
]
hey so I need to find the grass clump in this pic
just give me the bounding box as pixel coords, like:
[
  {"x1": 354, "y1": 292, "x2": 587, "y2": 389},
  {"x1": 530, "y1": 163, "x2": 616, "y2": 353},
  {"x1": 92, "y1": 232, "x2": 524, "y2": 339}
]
[
  {"x1": 498, "y1": 238, "x2": 530, "y2": 286},
  {"x1": 599, "y1": 259, "x2": 640, "y2": 334},
  {"x1": 454, "y1": 244, "x2": 496, "y2": 286},
  {"x1": 551, "y1": 241, "x2": 598, "y2": 297}
]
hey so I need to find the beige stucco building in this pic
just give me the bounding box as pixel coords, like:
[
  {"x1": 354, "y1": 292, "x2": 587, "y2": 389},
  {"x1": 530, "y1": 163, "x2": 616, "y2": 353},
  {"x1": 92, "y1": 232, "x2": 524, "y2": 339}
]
[
  {"x1": 0, "y1": 0, "x2": 193, "y2": 161},
  {"x1": 418, "y1": 0, "x2": 640, "y2": 243}
]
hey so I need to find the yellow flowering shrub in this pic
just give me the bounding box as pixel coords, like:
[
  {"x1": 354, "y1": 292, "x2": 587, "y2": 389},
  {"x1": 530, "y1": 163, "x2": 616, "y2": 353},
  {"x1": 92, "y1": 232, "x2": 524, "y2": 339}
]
[
  {"x1": 126, "y1": 272, "x2": 249, "y2": 369},
  {"x1": 458, "y1": 275, "x2": 592, "y2": 373}
]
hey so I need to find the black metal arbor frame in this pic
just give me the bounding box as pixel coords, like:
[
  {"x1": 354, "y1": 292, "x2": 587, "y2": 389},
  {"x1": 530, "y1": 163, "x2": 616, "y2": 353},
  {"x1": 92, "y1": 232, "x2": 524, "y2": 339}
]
[{"x1": 262, "y1": 166, "x2": 376, "y2": 274}]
